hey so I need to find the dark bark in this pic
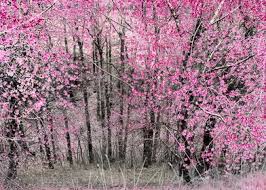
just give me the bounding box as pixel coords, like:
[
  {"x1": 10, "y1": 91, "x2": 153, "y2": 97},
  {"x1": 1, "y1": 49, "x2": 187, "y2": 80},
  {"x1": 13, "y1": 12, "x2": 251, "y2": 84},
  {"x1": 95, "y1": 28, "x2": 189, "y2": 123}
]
[
  {"x1": 123, "y1": 104, "x2": 131, "y2": 160},
  {"x1": 106, "y1": 38, "x2": 112, "y2": 160},
  {"x1": 6, "y1": 118, "x2": 18, "y2": 180},
  {"x1": 165, "y1": 125, "x2": 171, "y2": 161},
  {"x1": 178, "y1": 109, "x2": 191, "y2": 183},
  {"x1": 77, "y1": 137, "x2": 85, "y2": 165},
  {"x1": 83, "y1": 88, "x2": 94, "y2": 163},
  {"x1": 40, "y1": 118, "x2": 54, "y2": 169},
  {"x1": 143, "y1": 127, "x2": 153, "y2": 168},
  {"x1": 118, "y1": 27, "x2": 126, "y2": 161},
  {"x1": 63, "y1": 20, "x2": 73, "y2": 166},
  {"x1": 48, "y1": 116, "x2": 57, "y2": 162},
  {"x1": 64, "y1": 111, "x2": 73, "y2": 166},
  {"x1": 18, "y1": 122, "x2": 35, "y2": 156},
  {"x1": 152, "y1": 112, "x2": 160, "y2": 163},
  {"x1": 36, "y1": 123, "x2": 44, "y2": 156},
  {"x1": 96, "y1": 35, "x2": 107, "y2": 157},
  {"x1": 196, "y1": 117, "x2": 216, "y2": 176},
  {"x1": 143, "y1": 111, "x2": 155, "y2": 168},
  {"x1": 78, "y1": 39, "x2": 94, "y2": 163},
  {"x1": 43, "y1": 133, "x2": 54, "y2": 169},
  {"x1": 182, "y1": 18, "x2": 203, "y2": 70}
]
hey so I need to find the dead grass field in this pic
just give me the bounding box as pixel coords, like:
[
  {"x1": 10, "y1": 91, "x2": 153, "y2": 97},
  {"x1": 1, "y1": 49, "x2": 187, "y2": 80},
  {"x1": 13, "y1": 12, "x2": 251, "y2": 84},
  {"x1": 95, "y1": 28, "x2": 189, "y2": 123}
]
[{"x1": 0, "y1": 163, "x2": 264, "y2": 190}]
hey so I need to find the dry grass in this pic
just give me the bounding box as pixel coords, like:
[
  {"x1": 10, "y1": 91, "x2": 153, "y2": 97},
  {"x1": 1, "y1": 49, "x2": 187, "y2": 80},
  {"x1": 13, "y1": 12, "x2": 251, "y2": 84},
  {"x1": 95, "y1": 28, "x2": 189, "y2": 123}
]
[
  {"x1": 1, "y1": 163, "x2": 265, "y2": 190},
  {"x1": 17, "y1": 163, "x2": 178, "y2": 189}
]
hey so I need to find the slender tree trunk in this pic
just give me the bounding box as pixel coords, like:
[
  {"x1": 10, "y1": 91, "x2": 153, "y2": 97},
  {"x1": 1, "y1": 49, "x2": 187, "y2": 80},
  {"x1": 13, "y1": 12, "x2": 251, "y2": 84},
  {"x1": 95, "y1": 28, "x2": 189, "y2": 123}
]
[
  {"x1": 178, "y1": 110, "x2": 191, "y2": 183},
  {"x1": 106, "y1": 83, "x2": 112, "y2": 160},
  {"x1": 123, "y1": 104, "x2": 131, "y2": 160},
  {"x1": 93, "y1": 41, "x2": 101, "y2": 121},
  {"x1": 43, "y1": 133, "x2": 54, "y2": 169},
  {"x1": 143, "y1": 110, "x2": 154, "y2": 168},
  {"x1": 143, "y1": 127, "x2": 153, "y2": 168},
  {"x1": 63, "y1": 20, "x2": 73, "y2": 166},
  {"x1": 78, "y1": 39, "x2": 94, "y2": 163},
  {"x1": 48, "y1": 116, "x2": 57, "y2": 162},
  {"x1": 77, "y1": 137, "x2": 85, "y2": 165},
  {"x1": 6, "y1": 116, "x2": 18, "y2": 180},
  {"x1": 106, "y1": 37, "x2": 113, "y2": 160},
  {"x1": 36, "y1": 122, "x2": 44, "y2": 157},
  {"x1": 17, "y1": 122, "x2": 35, "y2": 156},
  {"x1": 196, "y1": 117, "x2": 216, "y2": 175},
  {"x1": 83, "y1": 87, "x2": 94, "y2": 163},
  {"x1": 39, "y1": 118, "x2": 54, "y2": 169},
  {"x1": 50, "y1": 126, "x2": 57, "y2": 162},
  {"x1": 63, "y1": 110, "x2": 73, "y2": 166},
  {"x1": 95, "y1": 35, "x2": 107, "y2": 159},
  {"x1": 152, "y1": 112, "x2": 160, "y2": 163},
  {"x1": 118, "y1": 27, "x2": 126, "y2": 161},
  {"x1": 165, "y1": 124, "x2": 170, "y2": 161}
]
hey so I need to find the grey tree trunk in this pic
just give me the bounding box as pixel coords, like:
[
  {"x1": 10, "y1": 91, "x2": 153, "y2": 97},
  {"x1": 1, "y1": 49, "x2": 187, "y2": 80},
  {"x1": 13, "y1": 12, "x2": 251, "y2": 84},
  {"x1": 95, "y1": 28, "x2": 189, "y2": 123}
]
[
  {"x1": 123, "y1": 104, "x2": 131, "y2": 161},
  {"x1": 196, "y1": 117, "x2": 216, "y2": 176},
  {"x1": 78, "y1": 39, "x2": 94, "y2": 163},
  {"x1": 48, "y1": 115, "x2": 57, "y2": 163},
  {"x1": 40, "y1": 118, "x2": 54, "y2": 169},
  {"x1": 152, "y1": 112, "x2": 160, "y2": 163},
  {"x1": 6, "y1": 116, "x2": 18, "y2": 180},
  {"x1": 143, "y1": 110, "x2": 154, "y2": 168},
  {"x1": 178, "y1": 109, "x2": 191, "y2": 183},
  {"x1": 106, "y1": 37, "x2": 113, "y2": 160},
  {"x1": 64, "y1": 110, "x2": 73, "y2": 166},
  {"x1": 118, "y1": 27, "x2": 126, "y2": 161}
]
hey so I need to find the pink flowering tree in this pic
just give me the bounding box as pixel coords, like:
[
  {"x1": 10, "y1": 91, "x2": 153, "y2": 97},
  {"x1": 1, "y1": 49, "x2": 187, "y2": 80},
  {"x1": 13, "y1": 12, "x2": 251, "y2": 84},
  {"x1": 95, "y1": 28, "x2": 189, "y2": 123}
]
[
  {"x1": 0, "y1": 0, "x2": 264, "y2": 185},
  {"x1": 120, "y1": 0, "x2": 265, "y2": 182}
]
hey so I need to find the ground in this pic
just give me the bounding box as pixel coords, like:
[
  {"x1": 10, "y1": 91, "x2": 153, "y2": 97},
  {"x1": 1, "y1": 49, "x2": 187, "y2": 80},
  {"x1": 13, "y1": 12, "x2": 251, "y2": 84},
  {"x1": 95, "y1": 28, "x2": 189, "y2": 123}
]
[{"x1": 1, "y1": 163, "x2": 265, "y2": 190}]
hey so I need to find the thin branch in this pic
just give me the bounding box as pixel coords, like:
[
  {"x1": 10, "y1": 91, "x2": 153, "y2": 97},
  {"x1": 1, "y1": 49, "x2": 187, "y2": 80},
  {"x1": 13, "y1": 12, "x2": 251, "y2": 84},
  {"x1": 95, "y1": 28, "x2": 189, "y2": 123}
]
[
  {"x1": 89, "y1": 60, "x2": 133, "y2": 89},
  {"x1": 166, "y1": 0, "x2": 180, "y2": 31},
  {"x1": 210, "y1": 6, "x2": 240, "y2": 25},
  {"x1": 103, "y1": 14, "x2": 132, "y2": 32},
  {"x1": 198, "y1": 106, "x2": 225, "y2": 122},
  {"x1": 210, "y1": 0, "x2": 225, "y2": 24},
  {"x1": 208, "y1": 54, "x2": 255, "y2": 72},
  {"x1": 190, "y1": 20, "x2": 202, "y2": 55}
]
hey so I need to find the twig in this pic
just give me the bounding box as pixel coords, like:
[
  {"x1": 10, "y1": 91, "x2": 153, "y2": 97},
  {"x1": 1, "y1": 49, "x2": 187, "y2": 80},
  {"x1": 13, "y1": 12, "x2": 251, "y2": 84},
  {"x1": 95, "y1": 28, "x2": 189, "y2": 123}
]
[
  {"x1": 198, "y1": 106, "x2": 225, "y2": 122},
  {"x1": 208, "y1": 54, "x2": 255, "y2": 73},
  {"x1": 211, "y1": 6, "x2": 240, "y2": 25}
]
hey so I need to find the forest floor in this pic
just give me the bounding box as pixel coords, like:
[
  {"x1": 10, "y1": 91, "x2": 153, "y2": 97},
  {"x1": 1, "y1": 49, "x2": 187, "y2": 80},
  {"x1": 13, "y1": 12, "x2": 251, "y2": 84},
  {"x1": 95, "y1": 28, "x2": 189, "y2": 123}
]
[{"x1": 1, "y1": 164, "x2": 266, "y2": 190}]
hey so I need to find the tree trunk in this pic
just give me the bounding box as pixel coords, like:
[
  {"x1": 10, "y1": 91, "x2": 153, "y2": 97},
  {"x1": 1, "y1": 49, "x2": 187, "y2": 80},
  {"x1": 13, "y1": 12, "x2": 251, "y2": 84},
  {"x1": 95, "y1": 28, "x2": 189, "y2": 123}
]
[
  {"x1": 152, "y1": 112, "x2": 160, "y2": 163},
  {"x1": 6, "y1": 118, "x2": 18, "y2": 180},
  {"x1": 64, "y1": 110, "x2": 73, "y2": 166},
  {"x1": 43, "y1": 132, "x2": 54, "y2": 169},
  {"x1": 77, "y1": 39, "x2": 94, "y2": 163},
  {"x1": 178, "y1": 109, "x2": 191, "y2": 183},
  {"x1": 143, "y1": 127, "x2": 153, "y2": 168},
  {"x1": 36, "y1": 122, "x2": 44, "y2": 157},
  {"x1": 83, "y1": 88, "x2": 94, "y2": 163},
  {"x1": 106, "y1": 37, "x2": 113, "y2": 161},
  {"x1": 123, "y1": 104, "x2": 131, "y2": 160},
  {"x1": 143, "y1": 111, "x2": 154, "y2": 168},
  {"x1": 196, "y1": 117, "x2": 216, "y2": 176},
  {"x1": 17, "y1": 122, "x2": 35, "y2": 156},
  {"x1": 63, "y1": 19, "x2": 73, "y2": 166},
  {"x1": 95, "y1": 35, "x2": 107, "y2": 159},
  {"x1": 48, "y1": 116, "x2": 57, "y2": 163},
  {"x1": 39, "y1": 118, "x2": 54, "y2": 169},
  {"x1": 77, "y1": 137, "x2": 85, "y2": 165},
  {"x1": 118, "y1": 27, "x2": 126, "y2": 161}
]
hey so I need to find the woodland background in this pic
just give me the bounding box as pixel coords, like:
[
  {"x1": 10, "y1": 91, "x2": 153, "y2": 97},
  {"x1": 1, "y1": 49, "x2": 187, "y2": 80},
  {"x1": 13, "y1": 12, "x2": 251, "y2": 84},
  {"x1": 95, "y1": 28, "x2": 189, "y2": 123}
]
[{"x1": 0, "y1": 0, "x2": 265, "y2": 189}]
